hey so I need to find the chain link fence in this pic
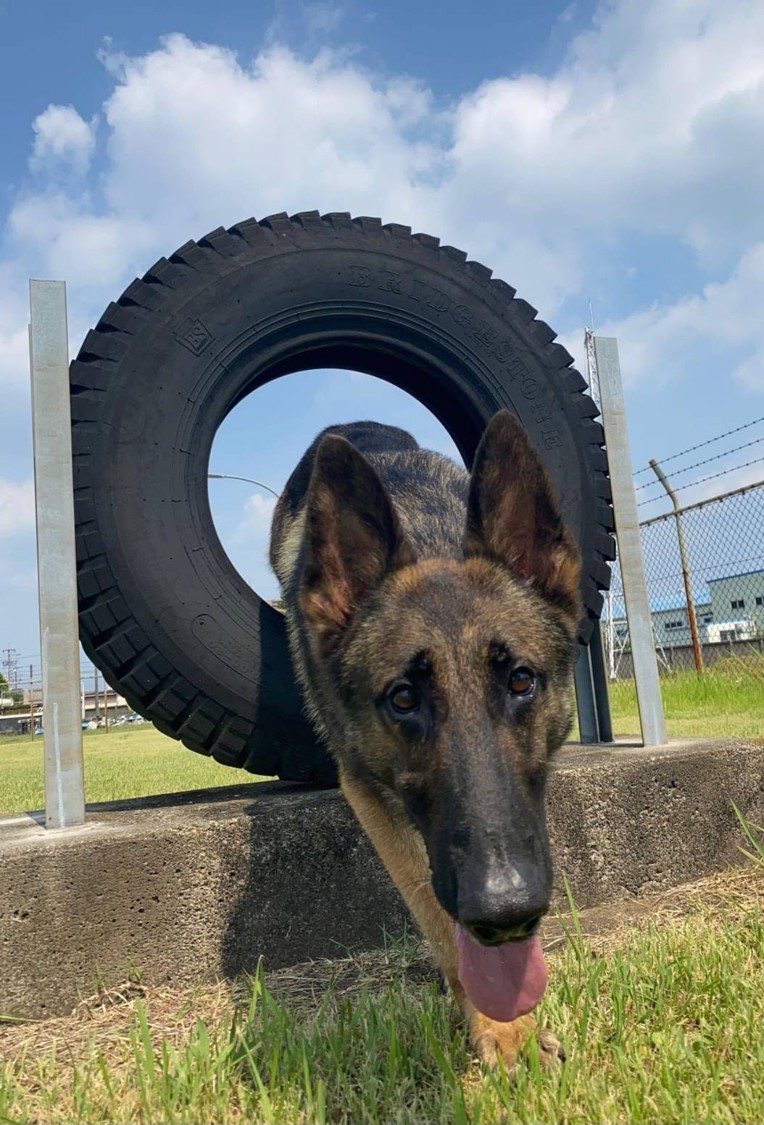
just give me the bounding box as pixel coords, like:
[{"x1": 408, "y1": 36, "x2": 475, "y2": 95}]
[{"x1": 603, "y1": 479, "x2": 764, "y2": 681}]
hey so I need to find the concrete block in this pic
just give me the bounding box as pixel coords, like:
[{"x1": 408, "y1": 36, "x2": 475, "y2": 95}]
[{"x1": 1, "y1": 738, "x2": 763, "y2": 1019}]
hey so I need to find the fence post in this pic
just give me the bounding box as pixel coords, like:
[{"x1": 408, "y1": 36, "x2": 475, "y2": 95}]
[
  {"x1": 574, "y1": 645, "x2": 599, "y2": 742},
  {"x1": 29, "y1": 280, "x2": 86, "y2": 828},
  {"x1": 594, "y1": 336, "x2": 667, "y2": 746},
  {"x1": 649, "y1": 459, "x2": 704, "y2": 673}
]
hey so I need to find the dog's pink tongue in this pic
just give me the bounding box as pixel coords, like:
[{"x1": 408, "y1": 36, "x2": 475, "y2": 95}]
[{"x1": 455, "y1": 924, "x2": 547, "y2": 1023}]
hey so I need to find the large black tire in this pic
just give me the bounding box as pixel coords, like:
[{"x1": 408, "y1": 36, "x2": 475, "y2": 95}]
[{"x1": 71, "y1": 211, "x2": 614, "y2": 784}]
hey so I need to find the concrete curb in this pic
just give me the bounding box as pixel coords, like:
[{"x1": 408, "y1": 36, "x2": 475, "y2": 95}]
[{"x1": 2, "y1": 738, "x2": 763, "y2": 1018}]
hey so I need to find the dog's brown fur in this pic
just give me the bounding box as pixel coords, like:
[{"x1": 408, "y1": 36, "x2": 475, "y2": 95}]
[{"x1": 269, "y1": 411, "x2": 582, "y2": 1069}]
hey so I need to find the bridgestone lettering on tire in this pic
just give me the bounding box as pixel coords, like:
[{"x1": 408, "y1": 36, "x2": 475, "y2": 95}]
[{"x1": 71, "y1": 211, "x2": 615, "y2": 784}]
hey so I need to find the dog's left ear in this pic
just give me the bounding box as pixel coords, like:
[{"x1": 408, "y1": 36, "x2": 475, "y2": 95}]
[
  {"x1": 464, "y1": 411, "x2": 582, "y2": 623},
  {"x1": 300, "y1": 434, "x2": 416, "y2": 653}
]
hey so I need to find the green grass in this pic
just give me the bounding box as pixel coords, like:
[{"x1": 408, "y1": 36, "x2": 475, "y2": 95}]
[
  {"x1": 607, "y1": 654, "x2": 764, "y2": 740},
  {"x1": 1, "y1": 859, "x2": 763, "y2": 1124},
  {"x1": 2, "y1": 654, "x2": 762, "y2": 816},
  {"x1": 0, "y1": 725, "x2": 264, "y2": 817}
]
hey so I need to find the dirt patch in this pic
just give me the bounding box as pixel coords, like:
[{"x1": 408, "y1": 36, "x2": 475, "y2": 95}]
[{"x1": 2, "y1": 862, "x2": 762, "y2": 1065}]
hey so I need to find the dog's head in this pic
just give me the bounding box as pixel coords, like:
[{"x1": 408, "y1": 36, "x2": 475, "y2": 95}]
[{"x1": 298, "y1": 410, "x2": 582, "y2": 1009}]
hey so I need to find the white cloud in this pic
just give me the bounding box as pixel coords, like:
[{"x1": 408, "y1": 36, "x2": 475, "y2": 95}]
[
  {"x1": 2, "y1": 5, "x2": 762, "y2": 349},
  {"x1": 97, "y1": 36, "x2": 437, "y2": 247},
  {"x1": 448, "y1": 0, "x2": 764, "y2": 269},
  {"x1": 591, "y1": 242, "x2": 764, "y2": 391},
  {"x1": 0, "y1": 319, "x2": 29, "y2": 389},
  {"x1": 231, "y1": 492, "x2": 278, "y2": 545},
  {"x1": 223, "y1": 492, "x2": 280, "y2": 600},
  {"x1": 30, "y1": 105, "x2": 96, "y2": 178},
  {"x1": 0, "y1": 478, "x2": 35, "y2": 535},
  {"x1": 8, "y1": 193, "x2": 155, "y2": 291}
]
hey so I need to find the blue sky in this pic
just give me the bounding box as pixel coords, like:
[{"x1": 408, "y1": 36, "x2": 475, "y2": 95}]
[{"x1": 1, "y1": 0, "x2": 764, "y2": 683}]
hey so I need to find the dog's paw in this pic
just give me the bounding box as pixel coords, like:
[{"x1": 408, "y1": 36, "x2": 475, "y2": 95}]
[
  {"x1": 470, "y1": 1012, "x2": 532, "y2": 1071},
  {"x1": 537, "y1": 1025, "x2": 566, "y2": 1067},
  {"x1": 470, "y1": 1013, "x2": 565, "y2": 1072}
]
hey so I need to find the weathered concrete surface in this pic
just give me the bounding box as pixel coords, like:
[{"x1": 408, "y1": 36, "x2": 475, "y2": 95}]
[{"x1": 1, "y1": 738, "x2": 763, "y2": 1019}]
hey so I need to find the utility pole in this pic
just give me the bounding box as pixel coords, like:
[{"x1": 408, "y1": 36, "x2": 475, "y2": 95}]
[
  {"x1": 3, "y1": 647, "x2": 20, "y2": 691},
  {"x1": 29, "y1": 663, "x2": 35, "y2": 739},
  {"x1": 93, "y1": 666, "x2": 100, "y2": 720}
]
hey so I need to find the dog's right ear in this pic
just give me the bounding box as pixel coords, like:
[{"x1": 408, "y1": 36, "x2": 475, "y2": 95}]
[{"x1": 299, "y1": 435, "x2": 416, "y2": 653}]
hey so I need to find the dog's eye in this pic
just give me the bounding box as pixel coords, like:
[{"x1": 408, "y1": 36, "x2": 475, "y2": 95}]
[
  {"x1": 508, "y1": 667, "x2": 536, "y2": 697},
  {"x1": 387, "y1": 682, "x2": 420, "y2": 715}
]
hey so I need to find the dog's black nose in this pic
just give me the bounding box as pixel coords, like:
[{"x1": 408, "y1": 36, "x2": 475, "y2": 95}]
[{"x1": 458, "y1": 864, "x2": 549, "y2": 945}]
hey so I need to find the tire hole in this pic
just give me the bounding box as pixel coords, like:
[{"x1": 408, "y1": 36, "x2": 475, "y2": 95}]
[{"x1": 207, "y1": 368, "x2": 461, "y2": 604}]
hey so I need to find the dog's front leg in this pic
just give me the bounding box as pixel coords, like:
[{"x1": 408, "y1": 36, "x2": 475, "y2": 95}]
[{"x1": 341, "y1": 772, "x2": 562, "y2": 1071}]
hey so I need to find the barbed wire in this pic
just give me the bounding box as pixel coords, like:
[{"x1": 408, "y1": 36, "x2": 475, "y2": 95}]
[
  {"x1": 635, "y1": 434, "x2": 764, "y2": 492},
  {"x1": 637, "y1": 454, "x2": 764, "y2": 506},
  {"x1": 633, "y1": 415, "x2": 764, "y2": 478}
]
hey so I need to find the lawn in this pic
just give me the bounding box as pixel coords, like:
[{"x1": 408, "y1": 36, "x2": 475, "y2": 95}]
[
  {"x1": 0, "y1": 725, "x2": 264, "y2": 817},
  {"x1": 607, "y1": 654, "x2": 764, "y2": 740},
  {"x1": 1, "y1": 858, "x2": 763, "y2": 1124},
  {"x1": 1, "y1": 656, "x2": 762, "y2": 817}
]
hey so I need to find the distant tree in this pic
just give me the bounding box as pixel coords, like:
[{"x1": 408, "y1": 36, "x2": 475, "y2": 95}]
[{"x1": 0, "y1": 674, "x2": 24, "y2": 708}]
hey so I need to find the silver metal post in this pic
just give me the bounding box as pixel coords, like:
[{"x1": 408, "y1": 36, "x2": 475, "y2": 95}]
[
  {"x1": 648, "y1": 459, "x2": 704, "y2": 673},
  {"x1": 29, "y1": 280, "x2": 85, "y2": 828},
  {"x1": 594, "y1": 336, "x2": 667, "y2": 746}
]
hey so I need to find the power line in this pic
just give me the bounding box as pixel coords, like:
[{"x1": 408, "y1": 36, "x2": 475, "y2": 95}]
[
  {"x1": 633, "y1": 415, "x2": 764, "y2": 478},
  {"x1": 634, "y1": 433, "x2": 764, "y2": 492}
]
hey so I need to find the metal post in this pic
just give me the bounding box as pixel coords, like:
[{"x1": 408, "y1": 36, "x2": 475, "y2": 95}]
[
  {"x1": 594, "y1": 336, "x2": 667, "y2": 746},
  {"x1": 29, "y1": 280, "x2": 85, "y2": 828},
  {"x1": 606, "y1": 590, "x2": 616, "y2": 679},
  {"x1": 649, "y1": 459, "x2": 704, "y2": 673},
  {"x1": 574, "y1": 645, "x2": 599, "y2": 743},
  {"x1": 589, "y1": 625, "x2": 614, "y2": 741}
]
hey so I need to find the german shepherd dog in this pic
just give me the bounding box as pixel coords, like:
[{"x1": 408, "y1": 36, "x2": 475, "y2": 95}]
[{"x1": 269, "y1": 411, "x2": 582, "y2": 1068}]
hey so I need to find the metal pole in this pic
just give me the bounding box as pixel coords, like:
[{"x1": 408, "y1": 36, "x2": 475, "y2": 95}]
[
  {"x1": 574, "y1": 645, "x2": 599, "y2": 743},
  {"x1": 607, "y1": 590, "x2": 616, "y2": 680},
  {"x1": 594, "y1": 336, "x2": 667, "y2": 746},
  {"x1": 589, "y1": 625, "x2": 614, "y2": 741},
  {"x1": 649, "y1": 459, "x2": 704, "y2": 673},
  {"x1": 29, "y1": 279, "x2": 85, "y2": 828}
]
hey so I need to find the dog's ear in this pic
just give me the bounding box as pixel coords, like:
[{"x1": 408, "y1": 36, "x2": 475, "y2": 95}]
[
  {"x1": 464, "y1": 411, "x2": 582, "y2": 622},
  {"x1": 300, "y1": 435, "x2": 416, "y2": 652}
]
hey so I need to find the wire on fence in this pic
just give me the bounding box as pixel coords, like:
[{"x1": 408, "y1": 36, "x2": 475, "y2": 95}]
[
  {"x1": 633, "y1": 415, "x2": 764, "y2": 478},
  {"x1": 603, "y1": 479, "x2": 764, "y2": 681}
]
